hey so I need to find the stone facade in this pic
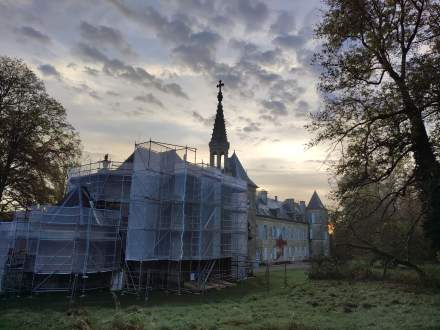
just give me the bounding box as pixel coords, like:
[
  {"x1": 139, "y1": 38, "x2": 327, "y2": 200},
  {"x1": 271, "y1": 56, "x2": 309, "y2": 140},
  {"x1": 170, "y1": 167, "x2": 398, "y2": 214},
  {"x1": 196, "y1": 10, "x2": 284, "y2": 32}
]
[
  {"x1": 251, "y1": 190, "x2": 330, "y2": 264},
  {"x1": 256, "y1": 216, "x2": 309, "y2": 263}
]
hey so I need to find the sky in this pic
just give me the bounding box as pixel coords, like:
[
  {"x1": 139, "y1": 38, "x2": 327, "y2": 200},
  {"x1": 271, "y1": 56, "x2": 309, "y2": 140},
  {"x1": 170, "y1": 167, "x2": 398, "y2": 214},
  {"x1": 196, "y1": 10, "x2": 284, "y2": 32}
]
[{"x1": 0, "y1": 0, "x2": 332, "y2": 205}]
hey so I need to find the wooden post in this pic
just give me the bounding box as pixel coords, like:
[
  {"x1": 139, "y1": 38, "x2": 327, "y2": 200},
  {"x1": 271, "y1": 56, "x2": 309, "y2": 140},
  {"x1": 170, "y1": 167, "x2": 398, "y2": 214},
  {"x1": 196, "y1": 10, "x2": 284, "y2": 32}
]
[
  {"x1": 284, "y1": 263, "x2": 287, "y2": 288},
  {"x1": 265, "y1": 261, "x2": 270, "y2": 291}
]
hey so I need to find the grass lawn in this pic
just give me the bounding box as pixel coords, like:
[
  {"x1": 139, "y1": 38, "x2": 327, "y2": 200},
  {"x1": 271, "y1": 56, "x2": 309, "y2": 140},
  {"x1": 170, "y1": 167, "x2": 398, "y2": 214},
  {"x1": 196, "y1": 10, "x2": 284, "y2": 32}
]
[{"x1": 0, "y1": 267, "x2": 439, "y2": 330}]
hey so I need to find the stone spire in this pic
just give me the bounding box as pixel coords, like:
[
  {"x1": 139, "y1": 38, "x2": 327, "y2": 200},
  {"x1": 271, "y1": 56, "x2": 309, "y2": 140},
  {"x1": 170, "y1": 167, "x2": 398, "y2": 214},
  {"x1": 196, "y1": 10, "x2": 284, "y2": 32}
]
[{"x1": 209, "y1": 80, "x2": 230, "y2": 171}]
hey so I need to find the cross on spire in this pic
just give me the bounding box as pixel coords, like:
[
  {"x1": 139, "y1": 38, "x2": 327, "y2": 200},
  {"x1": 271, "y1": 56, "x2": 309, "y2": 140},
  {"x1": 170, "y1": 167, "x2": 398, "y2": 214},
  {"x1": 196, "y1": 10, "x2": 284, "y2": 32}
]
[
  {"x1": 216, "y1": 80, "x2": 224, "y2": 93},
  {"x1": 209, "y1": 79, "x2": 229, "y2": 171},
  {"x1": 216, "y1": 80, "x2": 224, "y2": 102}
]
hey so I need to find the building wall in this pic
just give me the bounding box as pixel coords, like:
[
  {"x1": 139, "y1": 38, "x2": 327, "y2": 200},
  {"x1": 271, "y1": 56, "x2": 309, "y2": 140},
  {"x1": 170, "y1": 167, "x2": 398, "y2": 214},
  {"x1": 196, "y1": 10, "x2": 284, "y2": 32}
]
[
  {"x1": 255, "y1": 216, "x2": 309, "y2": 263},
  {"x1": 247, "y1": 186, "x2": 258, "y2": 270},
  {"x1": 306, "y1": 209, "x2": 330, "y2": 257}
]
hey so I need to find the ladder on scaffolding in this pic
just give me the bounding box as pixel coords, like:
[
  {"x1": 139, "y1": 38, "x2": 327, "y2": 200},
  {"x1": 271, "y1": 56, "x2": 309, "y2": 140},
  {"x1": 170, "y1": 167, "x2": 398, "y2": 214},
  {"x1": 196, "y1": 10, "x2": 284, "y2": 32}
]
[{"x1": 197, "y1": 259, "x2": 216, "y2": 291}]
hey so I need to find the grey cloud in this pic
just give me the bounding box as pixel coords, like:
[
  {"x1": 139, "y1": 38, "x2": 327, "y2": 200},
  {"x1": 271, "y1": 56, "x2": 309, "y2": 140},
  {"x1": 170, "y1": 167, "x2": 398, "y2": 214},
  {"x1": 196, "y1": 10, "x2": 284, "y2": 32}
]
[
  {"x1": 173, "y1": 43, "x2": 215, "y2": 71},
  {"x1": 269, "y1": 79, "x2": 304, "y2": 104},
  {"x1": 261, "y1": 99, "x2": 288, "y2": 117},
  {"x1": 230, "y1": 39, "x2": 258, "y2": 54},
  {"x1": 71, "y1": 83, "x2": 101, "y2": 100},
  {"x1": 79, "y1": 21, "x2": 134, "y2": 54},
  {"x1": 108, "y1": 0, "x2": 192, "y2": 45},
  {"x1": 103, "y1": 58, "x2": 189, "y2": 98},
  {"x1": 248, "y1": 49, "x2": 281, "y2": 66},
  {"x1": 134, "y1": 93, "x2": 164, "y2": 108},
  {"x1": 74, "y1": 43, "x2": 188, "y2": 99},
  {"x1": 190, "y1": 31, "x2": 221, "y2": 48},
  {"x1": 89, "y1": 91, "x2": 101, "y2": 100},
  {"x1": 108, "y1": 0, "x2": 274, "y2": 98},
  {"x1": 238, "y1": 116, "x2": 262, "y2": 133},
  {"x1": 237, "y1": 61, "x2": 280, "y2": 85},
  {"x1": 227, "y1": 0, "x2": 269, "y2": 32},
  {"x1": 273, "y1": 34, "x2": 306, "y2": 50},
  {"x1": 16, "y1": 26, "x2": 51, "y2": 44},
  {"x1": 270, "y1": 11, "x2": 296, "y2": 35},
  {"x1": 106, "y1": 91, "x2": 120, "y2": 96},
  {"x1": 230, "y1": 39, "x2": 283, "y2": 66},
  {"x1": 172, "y1": 30, "x2": 222, "y2": 73},
  {"x1": 75, "y1": 42, "x2": 109, "y2": 63},
  {"x1": 295, "y1": 100, "x2": 311, "y2": 117},
  {"x1": 259, "y1": 114, "x2": 277, "y2": 123},
  {"x1": 124, "y1": 107, "x2": 154, "y2": 117},
  {"x1": 192, "y1": 111, "x2": 214, "y2": 127},
  {"x1": 83, "y1": 66, "x2": 100, "y2": 76},
  {"x1": 38, "y1": 64, "x2": 61, "y2": 80},
  {"x1": 242, "y1": 122, "x2": 261, "y2": 133}
]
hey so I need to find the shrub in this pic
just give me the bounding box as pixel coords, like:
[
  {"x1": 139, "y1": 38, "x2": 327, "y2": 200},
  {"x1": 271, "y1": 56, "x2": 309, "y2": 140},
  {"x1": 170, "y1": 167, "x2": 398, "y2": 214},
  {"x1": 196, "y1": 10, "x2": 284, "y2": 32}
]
[
  {"x1": 422, "y1": 265, "x2": 440, "y2": 289},
  {"x1": 307, "y1": 257, "x2": 378, "y2": 281},
  {"x1": 307, "y1": 257, "x2": 345, "y2": 280}
]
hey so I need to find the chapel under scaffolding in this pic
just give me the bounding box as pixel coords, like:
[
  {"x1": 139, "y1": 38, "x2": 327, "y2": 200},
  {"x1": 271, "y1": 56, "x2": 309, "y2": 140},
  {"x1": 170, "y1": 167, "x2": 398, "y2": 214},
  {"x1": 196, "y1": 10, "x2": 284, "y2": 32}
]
[{"x1": 0, "y1": 140, "x2": 250, "y2": 296}]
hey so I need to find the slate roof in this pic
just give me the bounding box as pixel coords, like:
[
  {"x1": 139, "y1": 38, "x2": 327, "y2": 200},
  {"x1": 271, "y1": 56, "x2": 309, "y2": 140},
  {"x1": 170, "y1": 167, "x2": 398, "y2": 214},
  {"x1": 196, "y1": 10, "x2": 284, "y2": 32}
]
[
  {"x1": 228, "y1": 152, "x2": 257, "y2": 187},
  {"x1": 307, "y1": 191, "x2": 325, "y2": 210},
  {"x1": 256, "y1": 192, "x2": 307, "y2": 223}
]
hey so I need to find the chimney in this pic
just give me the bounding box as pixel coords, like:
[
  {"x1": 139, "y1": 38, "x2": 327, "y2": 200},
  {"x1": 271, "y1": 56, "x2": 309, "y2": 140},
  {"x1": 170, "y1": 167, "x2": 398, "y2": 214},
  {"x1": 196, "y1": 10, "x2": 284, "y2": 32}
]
[
  {"x1": 299, "y1": 201, "x2": 306, "y2": 213},
  {"x1": 274, "y1": 196, "x2": 278, "y2": 202},
  {"x1": 259, "y1": 190, "x2": 268, "y2": 204}
]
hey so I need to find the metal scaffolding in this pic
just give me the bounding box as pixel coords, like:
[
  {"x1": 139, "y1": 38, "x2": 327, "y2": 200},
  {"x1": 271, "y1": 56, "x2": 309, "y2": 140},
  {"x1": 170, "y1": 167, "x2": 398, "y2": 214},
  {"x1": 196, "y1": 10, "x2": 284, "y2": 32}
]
[
  {"x1": 0, "y1": 140, "x2": 250, "y2": 296},
  {"x1": 1, "y1": 158, "x2": 131, "y2": 295},
  {"x1": 125, "y1": 141, "x2": 249, "y2": 294}
]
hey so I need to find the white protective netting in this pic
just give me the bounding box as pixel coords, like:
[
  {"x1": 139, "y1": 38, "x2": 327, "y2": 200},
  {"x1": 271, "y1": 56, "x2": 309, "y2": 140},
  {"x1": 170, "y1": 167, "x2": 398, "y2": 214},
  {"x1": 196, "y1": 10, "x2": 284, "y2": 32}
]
[
  {"x1": 126, "y1": 145, "x2": 248, "y2": 262},
  {"x1": 10, "y1": 206, "x2": 122, "y2": 275},
  {"x1": 0, "y1": 222, "x2": 13, "y2": 292}
]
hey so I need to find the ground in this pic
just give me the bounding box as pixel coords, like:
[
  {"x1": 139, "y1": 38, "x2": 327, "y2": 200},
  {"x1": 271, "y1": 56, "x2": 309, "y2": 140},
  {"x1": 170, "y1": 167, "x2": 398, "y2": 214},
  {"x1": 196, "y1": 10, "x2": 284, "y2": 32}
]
[{"x1": 0, "y1": 266, "x2": 439, "y2": 330}]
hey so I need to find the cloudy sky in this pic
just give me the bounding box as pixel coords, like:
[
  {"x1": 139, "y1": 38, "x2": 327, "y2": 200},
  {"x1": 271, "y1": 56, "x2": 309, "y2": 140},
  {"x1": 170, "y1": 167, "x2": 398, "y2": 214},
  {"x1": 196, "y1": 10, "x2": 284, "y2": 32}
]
[{"x1": 0, "y1": 0, "x2": 332, "y2": 204}]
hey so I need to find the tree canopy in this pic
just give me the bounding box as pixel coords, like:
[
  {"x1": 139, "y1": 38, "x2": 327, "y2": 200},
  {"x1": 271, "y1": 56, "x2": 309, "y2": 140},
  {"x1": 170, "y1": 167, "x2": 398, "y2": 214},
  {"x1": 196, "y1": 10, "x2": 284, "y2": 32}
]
[
  {"x1": 0, "y1": 56, "x2": 81, "y2": 216},
  {"x1": 311, "y1": 0, "x2": 440, "y2": 250}
]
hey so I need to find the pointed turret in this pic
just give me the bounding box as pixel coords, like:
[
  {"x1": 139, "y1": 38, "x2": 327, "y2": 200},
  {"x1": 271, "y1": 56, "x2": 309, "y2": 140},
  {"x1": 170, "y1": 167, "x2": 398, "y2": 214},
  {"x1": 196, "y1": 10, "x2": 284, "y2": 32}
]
[
  {"x1": 228, "y1": 151, "x2": 257, "y2": 188},
  {"x1": 307, "y1": 191, "x2": 325, "y2": 210},
  {"x1": 209, "y1": 80, "x2": 230, "y2": 171}
]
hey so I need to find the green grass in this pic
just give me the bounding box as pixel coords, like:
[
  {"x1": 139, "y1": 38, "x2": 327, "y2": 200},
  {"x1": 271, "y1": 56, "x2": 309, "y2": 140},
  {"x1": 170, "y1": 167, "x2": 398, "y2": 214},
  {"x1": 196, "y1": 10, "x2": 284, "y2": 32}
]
[{"x1": 1, "y1": 268, "x2": 440, "y2": 330}]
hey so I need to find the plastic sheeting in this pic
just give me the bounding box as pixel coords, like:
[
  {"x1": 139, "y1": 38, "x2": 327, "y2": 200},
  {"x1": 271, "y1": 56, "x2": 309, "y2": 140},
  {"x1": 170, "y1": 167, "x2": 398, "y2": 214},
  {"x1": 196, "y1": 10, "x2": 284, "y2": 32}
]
[
  {"x1": 7, "y1": 207, "x2": 122, "y2": 275},
  {"x1": 126, "y1": 146, "x2": 248, "y2": 261},
  {"x1": 0, "y1": 222, "x2": 12, "y2": 292}
]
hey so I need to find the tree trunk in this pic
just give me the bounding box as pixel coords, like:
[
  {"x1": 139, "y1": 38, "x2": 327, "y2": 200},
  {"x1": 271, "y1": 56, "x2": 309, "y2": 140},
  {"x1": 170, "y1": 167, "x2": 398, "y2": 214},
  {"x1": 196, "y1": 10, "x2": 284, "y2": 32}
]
[
  {"x1": 406, "y1": 109, "x2": 440, "y2": 250},
  {"x1": 339, "y1": 243, "x2": 427, "y2": 282}
]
